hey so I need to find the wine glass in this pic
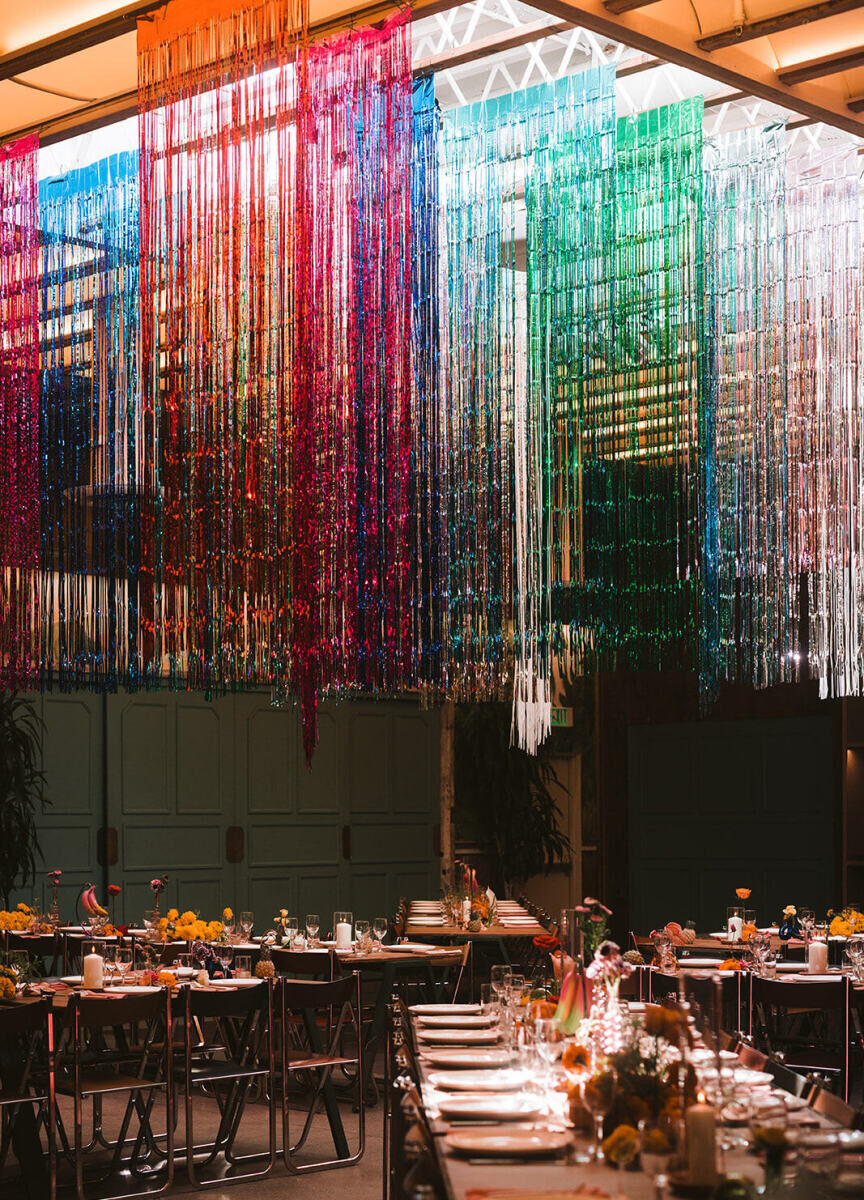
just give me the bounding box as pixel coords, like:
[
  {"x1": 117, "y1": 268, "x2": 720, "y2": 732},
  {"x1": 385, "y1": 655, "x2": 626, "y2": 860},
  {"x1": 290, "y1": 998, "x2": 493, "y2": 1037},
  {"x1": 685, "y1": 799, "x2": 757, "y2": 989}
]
[
  {"x1": 507, "y1": 973, "x2": 526, "y2": 1011},
  {"x1": 218, "y1": 945, "x2": 235, "y2": 976},
  {"x1": 799, "y1": 909, "x2": 815, "y2": 941},
  {"x1": 373, "y1": 916, "x2": 388, "y2": 948},
  {"x1": 639, "y1": 1121, "x2": 673, "y2": 1189},
  {"x1": 584, "y1": 1070, "x2": 617, "y2": 1161},
  {"x1": 282, "y1": 916, "x2": 298, "y2": 944},
  {"x1": 115, "y1": 947, "x2": 133, "y2": 984},
  {"x1": 355, "y1": 920, "x2": 370, "y2": 949},
  {"x1": 305, "y1": 914, "x2": 320, "y2": 945},
  {"x1": 533, "y1": 1017, "x2": 563, "y2": 1094},
  {"x1": 490, "y1": 965, "x2": 512, "y2": 1003},
  {"x1": 102, "y1": 943, "x2": 118, "y2": 984},
  {"x1": 239, "y1": 911, "x2": 254, "y2": 940}
]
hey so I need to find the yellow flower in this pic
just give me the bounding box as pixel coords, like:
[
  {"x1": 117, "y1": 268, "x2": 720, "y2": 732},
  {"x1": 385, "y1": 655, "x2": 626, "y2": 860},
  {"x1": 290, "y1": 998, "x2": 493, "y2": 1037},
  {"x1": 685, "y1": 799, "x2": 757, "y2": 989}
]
[
  {"x1": 223, "y1": 907, "x2": 234, "y2": 921},
  {"x1": 167, "y1": 908, "x2": 179, "y2": 921},
  {"x1": 602, "y1": 1124, "x2": 639, "y2": 1166},
  {"x1": 157, "y1": 970, "x2": 177, "y2": 988},
  {"x1": 0, "y1": 976, "x2": 14, "y2": 1000},
  {"x1": 17, "y1": 902, "x2": 31, "y2": 913},
  {"x1": 208, "y1": 920, "x2": 224, "y2": 938},
  {"x1": 180, "y1": 911, "x2": 197, "y2": 925}
]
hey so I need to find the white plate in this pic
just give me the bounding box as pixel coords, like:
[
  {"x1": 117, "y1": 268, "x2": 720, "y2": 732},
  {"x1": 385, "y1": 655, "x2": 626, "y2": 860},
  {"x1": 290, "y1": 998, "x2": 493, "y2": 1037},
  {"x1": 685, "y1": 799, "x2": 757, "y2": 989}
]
[
  {"x1": 429, "y1": 1069, "x2": 525, "y2": 1092},
  {"x1": 422, "y1": 1048, "x2": 515, "y2": 1069},
  {"x1": 679, "y1": 958, "x2": 725, "y2": 967},
  {"x1": 61, "y1": 976, "x2": 83, "y2": 985},
  {"x1": 785, "y1": 974, "x2": 844, "y2": 983},
  {"x1": 445, "y1": 1130, "x2": 571, "y2": 1158},
  {"x1": 735, "y1": 1068, "x2": 774, "y2": 1085},
  {"x1": 417, "y1": 1014, "x2": 498, "y2": 1029},
  {"x1": 438, "y1": 1094, "x2": 545, "y2": 1122},
  {"x1": 390, "y1": 943, "x2": 439, "y2": 953},
  {"x1": 208, "y1": 977, "x2": 261, "y2": 987},
  {"x1": 419, "y1": 1029, "x2": 502, "y2": 1045},
  {"x1": 410, "y1": 1004, "x2": 482, "y2": 1016},
  {"x1": 108, "y1": 986, "x2": 160, "y2": 994}
]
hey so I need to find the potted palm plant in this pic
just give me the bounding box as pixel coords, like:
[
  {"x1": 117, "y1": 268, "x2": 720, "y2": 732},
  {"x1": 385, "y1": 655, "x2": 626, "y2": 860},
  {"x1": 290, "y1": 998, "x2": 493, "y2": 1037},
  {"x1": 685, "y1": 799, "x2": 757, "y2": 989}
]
[{"x1": 0, "y1": 694, "x2": 48, "y2": 909}]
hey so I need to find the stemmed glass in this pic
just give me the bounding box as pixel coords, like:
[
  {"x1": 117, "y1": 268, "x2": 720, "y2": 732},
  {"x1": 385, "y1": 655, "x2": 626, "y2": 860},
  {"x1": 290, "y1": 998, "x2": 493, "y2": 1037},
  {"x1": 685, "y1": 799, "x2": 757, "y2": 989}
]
[
  {"x1": 239, "y1": 912, "x2": 254, "y2": 940},
  {"x1": 218, "y1": 945, "x2": 234, "y2": 976},
  {"x1": 305, "y1": 914, "x2": 320, "y2": 946},
  {"x1": 533, "y1": 1017, "x2": 563, "y2": 1094},
  {"x1": 282, "y1": 916, "x2": 298, "y2": 945},
  {"x1": 373, "y1": 916, "x2": 388, "y2": 948},
  {"x1": 846, "y1": 935, "x2": 864, "y2": 980},
  {"x1": 115, "y1": 947, "x2": 133, "y2": 985},
  {"x1": 490, "y1": 965, "x2": 512, "y2": 1005},
  {"x1": 507, "y1": 974, "x2": 526, "y2": 1012},
  {"x1": 799, "y1": 909, "x2": 815, "y2": 942},
  {"x1": 583, "y1": 1070, "x2": 617, "y2": 1162},
  {"x1": 639, "y1": 1121, "x2": 673, "y2": 1191}
]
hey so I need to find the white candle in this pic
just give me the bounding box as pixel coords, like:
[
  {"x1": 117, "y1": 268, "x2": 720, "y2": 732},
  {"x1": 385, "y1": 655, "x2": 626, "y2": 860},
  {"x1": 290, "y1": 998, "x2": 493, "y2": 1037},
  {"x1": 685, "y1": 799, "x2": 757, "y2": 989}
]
[
  {"x1": 727, "y1": 916, "x2": 743, "y2": 943},
  {"x1": 462, "y1": 899, "x2": 472, "y2": 924},
  {"x1": 686, "y1": 1097, "x2": 717, "y2": 1187},
  {"x1": 335, "y1": 921, "x2": 352, "y2": 949},
  {"x1": 808, "y1": 940, "x2": 828, "y2": 974},
  {"x1": 82, "y1": 951, "x2": 104, "y2": 989}
]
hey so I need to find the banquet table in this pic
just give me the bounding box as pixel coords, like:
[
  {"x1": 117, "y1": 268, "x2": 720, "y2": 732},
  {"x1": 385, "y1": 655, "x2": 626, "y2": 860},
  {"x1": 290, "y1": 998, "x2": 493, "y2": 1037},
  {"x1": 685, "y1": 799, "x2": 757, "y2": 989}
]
[
  {"x1": 402, "y1": 1008, "x2": 844, "y2": 1200},
  {"x1": 406, "y1": 901, "x2": 547, "y2": 941}
]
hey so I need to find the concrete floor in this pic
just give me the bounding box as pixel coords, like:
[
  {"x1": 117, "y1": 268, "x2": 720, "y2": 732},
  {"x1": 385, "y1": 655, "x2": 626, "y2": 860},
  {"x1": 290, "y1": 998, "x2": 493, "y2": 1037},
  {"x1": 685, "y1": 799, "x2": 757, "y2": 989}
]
[{"x1": 4, "y1": 1088, "x2": 385, "y2": 1200}]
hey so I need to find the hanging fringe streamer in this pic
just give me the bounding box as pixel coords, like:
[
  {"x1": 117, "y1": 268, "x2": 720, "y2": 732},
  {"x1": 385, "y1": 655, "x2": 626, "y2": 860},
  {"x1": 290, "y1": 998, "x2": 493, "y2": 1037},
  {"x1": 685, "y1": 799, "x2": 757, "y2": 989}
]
[
  {"x1": 39, "y1": 152, "x2": 142, "y2": 690},
  {"x1": 521, "y1": 66, "x2": 616, "y2": 751},
  {"x1": 0, "y1": 135, "x2": 39, "y2": 690},
  {"x1": 576, "y1": 99, "x2": 705, "y2": 673},
  {"x1": 411, "y1": 74, "x2": 447, "y2": 696},
  {"x1": 787, "y1": 151, "x2": 862, "y2": 698}
]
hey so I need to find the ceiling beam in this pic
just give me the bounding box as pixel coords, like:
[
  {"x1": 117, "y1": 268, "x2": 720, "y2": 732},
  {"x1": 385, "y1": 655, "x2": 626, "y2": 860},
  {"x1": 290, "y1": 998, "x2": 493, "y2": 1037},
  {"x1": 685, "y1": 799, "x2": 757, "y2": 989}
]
[
  {"x1": 2, "y1": 89, "x2": 139, "y2": 149},
  {"x1": 0, "y1": 1, "x2": 165, "y2": 83},
  {"x1": 604, "y1": 0, "x2": 660, "y2": 13},
  {"x1": 697, "y1": 1, "x2": 864, "y2": 53},
  {"x1": 529, "y1": 0, "x2": 864, "y2": 137},
  {"x1": 849, "y1": 94, "x2": 864, "y2": 111},
  {"x1": 777, "y1": 43, "x2": 864, "y2": 84},
  {"x1": 413, "y1": 18, "x2": 573, "y2": 74}
]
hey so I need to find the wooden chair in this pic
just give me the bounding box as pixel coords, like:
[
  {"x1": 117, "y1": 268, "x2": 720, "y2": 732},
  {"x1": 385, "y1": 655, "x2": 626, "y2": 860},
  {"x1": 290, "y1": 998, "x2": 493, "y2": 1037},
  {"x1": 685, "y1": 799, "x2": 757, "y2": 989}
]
[
  {"x1": 56, "y1": 989, "x2": 174, "y2": 1200},
  {"x1": 271, "y1": 948, "x2": 340, "y2": 981},
  {"x1": 0, "y1": 998, "x2": 55, "y2": 1200},
  {"x1": 179, "y1": 979, "x2": 276, "y2": 1188},
  {"x1": 751, "y1": 976, "x2": 861, "y2": 1099},
  {"x1": 807, "y1": 1084, "x2": 860, "y2": 1128},
  {"x1": 281, "y1": 973, "x2": 364, "y2": 1174}
]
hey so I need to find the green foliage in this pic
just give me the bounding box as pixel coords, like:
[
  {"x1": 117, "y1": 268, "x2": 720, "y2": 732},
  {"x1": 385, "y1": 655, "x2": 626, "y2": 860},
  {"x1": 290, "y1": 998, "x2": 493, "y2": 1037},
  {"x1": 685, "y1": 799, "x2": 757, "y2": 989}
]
[
  {"x1": 0, "y1": 695, "x2": 48, "y2": 909},
  {"x1": 454, "y1": 702, "x2": 572, "y2": 893}
]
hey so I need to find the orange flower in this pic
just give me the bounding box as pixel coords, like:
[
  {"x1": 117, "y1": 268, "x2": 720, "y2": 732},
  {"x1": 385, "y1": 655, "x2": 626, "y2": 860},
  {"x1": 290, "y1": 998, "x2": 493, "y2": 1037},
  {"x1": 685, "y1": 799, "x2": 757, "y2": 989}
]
[
  {"x1": 736, "y1": 888, "x2": 751, "y2": 900},
  {"x1": 561, "y1": 1042, "x2": 591, "y2": 1076},
  {"x1": 741, "y1": 923, "x2": 758, "y2": 942},
  {"x1": 719, "y1": 958, "x2": 743, "y2": 971}
]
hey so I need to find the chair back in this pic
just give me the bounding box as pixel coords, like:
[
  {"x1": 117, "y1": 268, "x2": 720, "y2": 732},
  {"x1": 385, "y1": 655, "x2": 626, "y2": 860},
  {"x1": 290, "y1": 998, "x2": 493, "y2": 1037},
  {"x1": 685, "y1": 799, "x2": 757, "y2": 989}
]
[
  {"x1": 809, "y1": 1085, "x2": 858, "y2": 1127},
  {"x1": 766, "y1": 1057, "x2": 811, "y2": 1097},
  {"x1": 184, "y1": 979, "x2": 274, "y2": 1071},
  {"x1": 272, "y1": 947, "x2": 340, "y2": 979},
  {"x1": 753, "y1": 977, "x2": 849, "y2": 1011},
  {"x1": 281, "y1": 973, "x2": 361, "y2": 1060},
  {"x1": 0, "y1": 998, "x2": 52, "y2": 1102}
]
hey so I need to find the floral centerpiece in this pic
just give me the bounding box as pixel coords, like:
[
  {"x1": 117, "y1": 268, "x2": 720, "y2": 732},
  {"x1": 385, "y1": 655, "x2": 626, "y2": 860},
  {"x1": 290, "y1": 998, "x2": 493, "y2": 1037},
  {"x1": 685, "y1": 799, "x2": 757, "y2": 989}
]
[
  {"x1": 0, "y1": 964, "x2": 16, "y2": 1000},
  {"x1": 574, "y1": 896, "x2": 613, "y2": 957},
  {"x1": 158, "y1": 909, "x2": 224, "y2": 942},
  {"x1": 828, "y1": 906, "x2": 864, "y2": 936},
  {"x1": 584, "y1": 940, "x2": 633, "y2": 1055},
  {"x1": 599, "y1": 1004, "x2": 695, "y2": 1136},
  {"x1": 0, "y1": 902, "x2": 38, "y2": 931}
]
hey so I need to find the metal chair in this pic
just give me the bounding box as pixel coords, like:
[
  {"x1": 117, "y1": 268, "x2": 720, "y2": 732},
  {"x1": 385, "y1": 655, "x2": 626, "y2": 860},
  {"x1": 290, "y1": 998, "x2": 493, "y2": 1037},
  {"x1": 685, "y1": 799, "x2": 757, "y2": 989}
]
[
  {"x1": 271, "y1": 948, "x2": 341, "y2": 980},
  {"x1": 0, "y1": 998, "x2": 56, "y2": 1200},
  {"x1": 281, "y1": 972, "x2": 364, "y2": 1174},
  {"x1": 56, "y1": 989, "x2": 174, "y2": 1200},
  {"x1": 179, "y1": 979, "x2": 276, "y2": 1188}
]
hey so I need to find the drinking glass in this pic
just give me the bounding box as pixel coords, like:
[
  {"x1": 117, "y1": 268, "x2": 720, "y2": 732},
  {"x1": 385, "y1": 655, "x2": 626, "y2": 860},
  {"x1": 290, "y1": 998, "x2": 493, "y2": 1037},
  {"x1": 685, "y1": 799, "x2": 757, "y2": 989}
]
[
  {"x1": 533, "y1": 1017, "x2": 563, "y2": 1090},
  {"x1": 283, "y1": 916, "x2": 299, "y2": 943},
  {"x1": 115, "y1": 947, "x2": 133, "y2": 983},
  {"x1": 355, "y1": 920, "x2": 370, "y2": 940},
  {"x1": 234, "y1": 955, "x2": 252, "y2": 978},
  {"x1": 639, "y1": 1121, "x2": 673, "y2": 1190},
  {"x1": 507, "y1": 973, "x2": 526, "y2": 1010},
  {"x1": 490, "y1": 965, "x2": 512, "y2": 1002},
  {"x1": 744, "y1": 909, "x2": 757, "y2": 928},
  {"x1": 218, "y1": 945, "x2": 235, "y2": 975},
  {"x1": 239, "y1": 911, "x2": 254, "y2": 939},
  {"x1": 102, "y1": 943, "x2": 117, "y2": 984},
  {"x1": 584, "y1": 1070, "x2": 617, "y2": 1161},
  {"x1": 480, "y1": 983, "x2": 497, "y2": 1014},
  {"x1": 799, "y1": 909, "x2": 815, "y2": 940},
  {"x1": 796, "y1": 1132, "x2": 841, "y2": 1193},
  {"x1": 373, "y1": 916, "x2": 388, "y2": 946},
  {"x1": 305, "y1": 914, "x2": 320, "y2": 944}
]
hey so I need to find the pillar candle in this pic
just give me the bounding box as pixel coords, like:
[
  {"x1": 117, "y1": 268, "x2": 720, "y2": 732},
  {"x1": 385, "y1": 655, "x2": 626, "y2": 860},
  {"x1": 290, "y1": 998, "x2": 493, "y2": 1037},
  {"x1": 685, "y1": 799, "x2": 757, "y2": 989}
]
[
  {"x1": 82, "y1": 951, "x2": 104, "y2": 989},
  {"x1": 686, "y1": 1097, "x2": 717, "y2": 1187},
  {"x1": 808, "y1": 940, "x2": 828, "y2": 974},
  {"x1": 727, "y1": 916, "x2": 743, "y2": 943},
  {"x1": 462, "y1": 899, "x2": 472, "y2": 924},
  {"x1": 335, "y1": 922, "x2": 352, "y2": 949}
]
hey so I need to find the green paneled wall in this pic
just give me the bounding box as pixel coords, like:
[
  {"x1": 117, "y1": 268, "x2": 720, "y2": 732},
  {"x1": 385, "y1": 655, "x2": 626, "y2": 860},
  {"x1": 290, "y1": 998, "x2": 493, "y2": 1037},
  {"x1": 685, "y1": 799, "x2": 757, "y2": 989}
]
[
  {"x1": 15, "y1": 693, "x2": 440, "y2": 931},
  {"x1": 628, "y1": 716, "x2": 835, "y2": 934}
]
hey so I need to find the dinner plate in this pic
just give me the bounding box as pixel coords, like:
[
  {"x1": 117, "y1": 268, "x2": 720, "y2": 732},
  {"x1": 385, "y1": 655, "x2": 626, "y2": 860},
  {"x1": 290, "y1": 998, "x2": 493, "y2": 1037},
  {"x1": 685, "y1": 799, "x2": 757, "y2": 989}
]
[
  {"x1": 410, "y1": 1004, "x2": 483, "y2": 1016},
  {"x1": 438, "y1": 1094, "x2": 545, "y2": 1122},
  {"x1": 734, "y1": 1068, "x2": 774, "y2": 1086},
  {"x1": 445, "y1": 1130, "x2": 571, "y2": 1158},
  {"x1": 678, "y1": 958, "x2": 725, "y2": 967},
  {"x1": 418, "y1": 1029, "x2": 502, "y2": 1045},
  {"x1": 389, "y1": 943, "x2": 440, "y2": 953},
  {"x1": 786, "y1": 974, "x2": 844, "y2": 983},
  {"x1": 208, "y1": 978, "x2": 261, "y2": 987},
  {"x1": 417, "y1": 1014, "x2": 498, "y2": 1029},
  {"x1": 429, "y1": 1069, "x2": 526, "y2": 1092},
  {"x1": 106, "y1": 985, "x2": 160, "y2": 994},
  {"x1": 421, "y1": 1048, "x2": 515, "y2": 1069},
  {"x1": 61, "y1": 976, "x2": 83, "y2": 985}
]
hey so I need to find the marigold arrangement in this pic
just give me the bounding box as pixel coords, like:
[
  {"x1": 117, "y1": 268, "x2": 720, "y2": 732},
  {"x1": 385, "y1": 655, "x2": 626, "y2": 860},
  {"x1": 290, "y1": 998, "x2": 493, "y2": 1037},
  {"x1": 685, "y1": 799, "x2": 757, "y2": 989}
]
[
  {"x1": 828, "y1": 906, "x2": 864, "y2": 936},
  {"x1": 0, "y1": 902, "x2": 36, "y2": 931},
  {"x1": 157, "y1": 908, "x2": 224, "y2": 942}
]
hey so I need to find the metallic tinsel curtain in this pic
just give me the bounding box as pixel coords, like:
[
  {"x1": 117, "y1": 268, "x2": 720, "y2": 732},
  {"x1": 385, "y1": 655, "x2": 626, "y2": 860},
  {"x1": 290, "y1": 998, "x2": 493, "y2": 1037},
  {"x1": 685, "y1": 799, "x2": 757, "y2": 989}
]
[
  {"x1": 138, "y1": 1, "x2": 412, "y2": 758},
  {"x1": 39, "y1": 152, "x2": 142, "y2": 690},
  {"x1": 525, "y1": 65, "x2": 615, "y2": 747},
  {"x1": 583, "y1": 99, "x2": 704, "y2": 674},
  {"x1": 0, "y1": 135, "x2": 39, "y2": 690}
]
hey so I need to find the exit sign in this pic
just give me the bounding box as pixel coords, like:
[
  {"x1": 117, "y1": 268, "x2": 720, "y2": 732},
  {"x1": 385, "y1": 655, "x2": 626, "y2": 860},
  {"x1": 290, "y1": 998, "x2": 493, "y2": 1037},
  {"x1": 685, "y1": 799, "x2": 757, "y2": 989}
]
[{"x1": 550, "y1": 707, "x2": 572, "y2": 728}]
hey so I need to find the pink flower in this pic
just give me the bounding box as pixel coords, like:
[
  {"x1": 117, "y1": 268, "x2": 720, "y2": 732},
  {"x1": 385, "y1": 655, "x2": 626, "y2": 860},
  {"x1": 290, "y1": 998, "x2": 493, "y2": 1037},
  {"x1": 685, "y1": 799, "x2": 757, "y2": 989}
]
[
  {"x1": 590, "y1": 914, "x2": 604, "y2": 922},
  {"x1": 583, "y1": 897, "x2": 598, "y2": 906}
]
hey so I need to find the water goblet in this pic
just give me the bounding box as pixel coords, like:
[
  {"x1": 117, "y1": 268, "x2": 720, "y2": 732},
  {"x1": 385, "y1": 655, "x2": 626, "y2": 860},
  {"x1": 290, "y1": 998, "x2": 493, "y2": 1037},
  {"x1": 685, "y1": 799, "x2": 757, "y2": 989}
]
[
  {"x1": 480, "y1": 983, "x2": 497, "y2": 1014},
  {"x1": 507, "y1": 973, "x2": 526, "y2": 1008},
  {"x1": 282, "y1": 916, "x2": 299, "y2": 945},
  {"x1": 533, "y1": 1017, "x2": 563, "y2": 1095},
  {"x1": 584, "y1": 1070, "x2": 617, "y2": 1161},
  {"x1": 490, "y1": 965, "x2": 512, "y2": 1003},
  {"x1": 102, "y1": 943, "x2": 118, "y2": 984},
  {"x1": 115, "y1": 947, "x2": 133, "y2": 984},
  {"x1": 373, "y1": 916, "x2": 388, "y2": 947},
  {"x1": 355, "y1": 919, "x2": 370, "y2": 940},
  {"x1": 305, "y1": 914, "x2": 320, "y2": 945},
  {"x1": 239, "y1": 911, "x2": 254, "y2": 939},
  {"x1": 218, "y1": 944, "x2": 235, "y2": 976}
]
